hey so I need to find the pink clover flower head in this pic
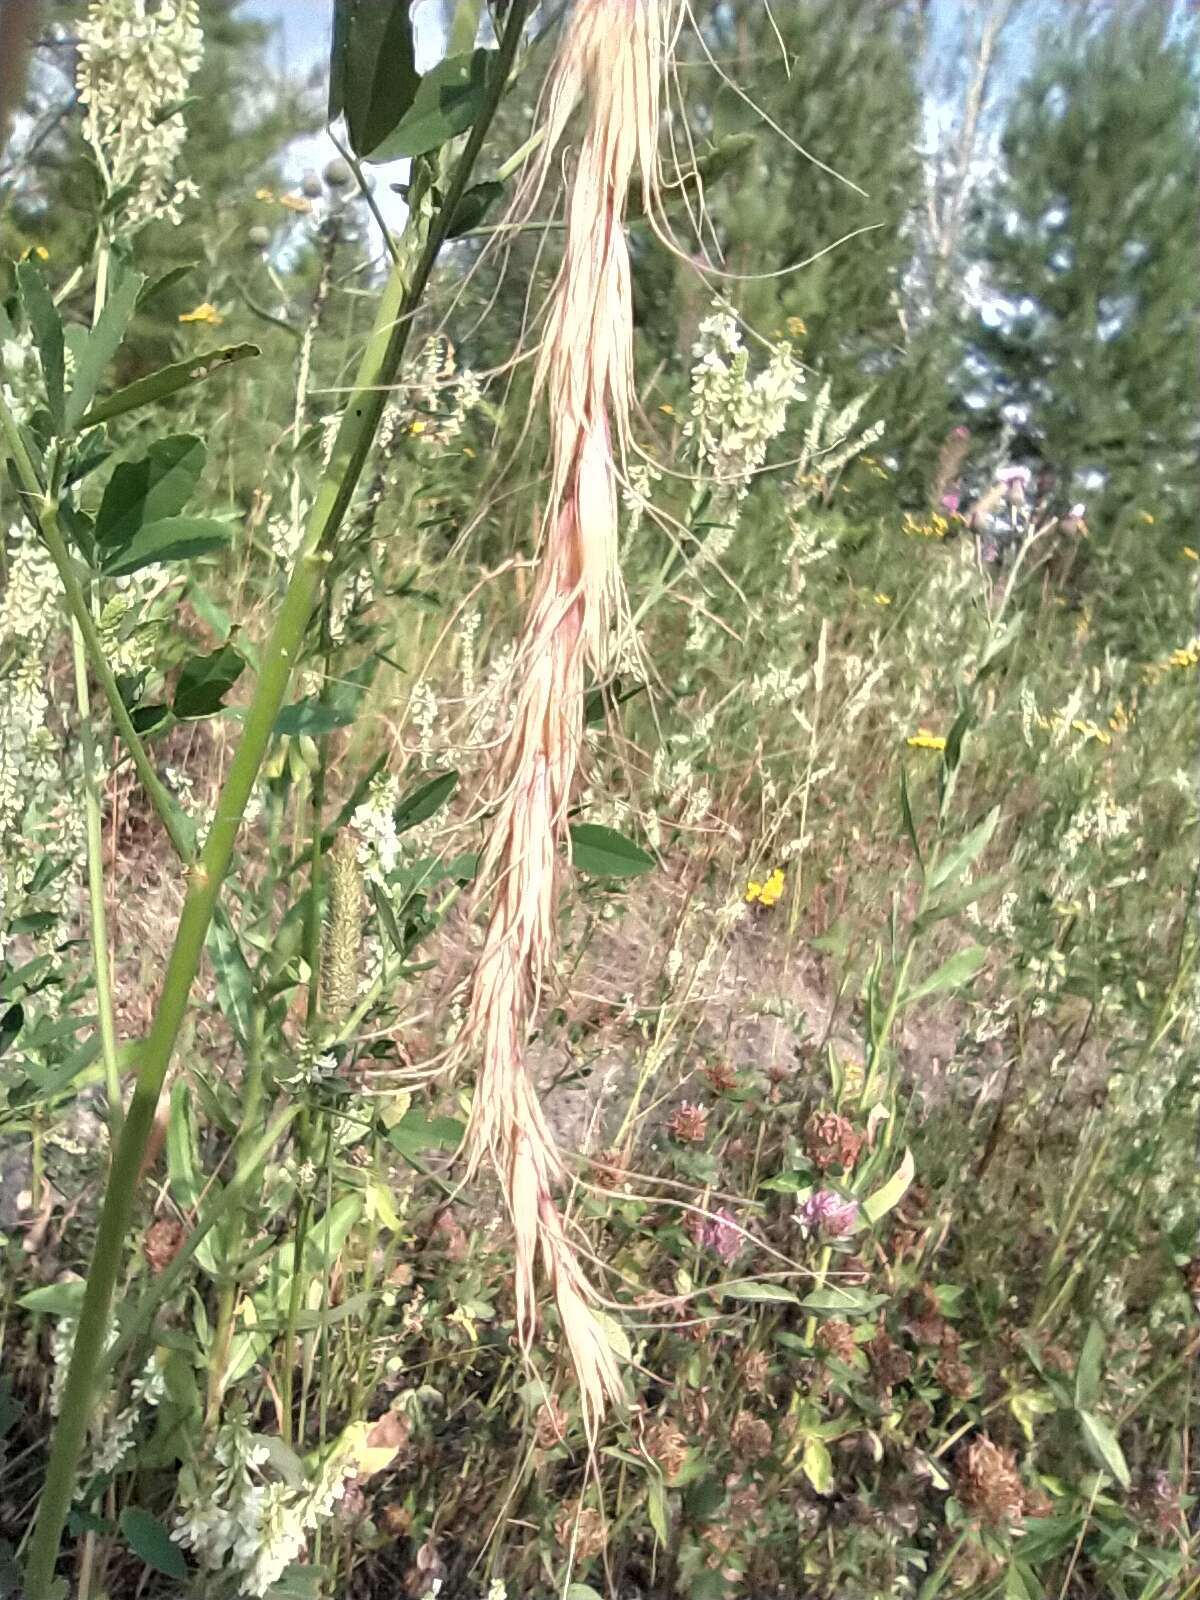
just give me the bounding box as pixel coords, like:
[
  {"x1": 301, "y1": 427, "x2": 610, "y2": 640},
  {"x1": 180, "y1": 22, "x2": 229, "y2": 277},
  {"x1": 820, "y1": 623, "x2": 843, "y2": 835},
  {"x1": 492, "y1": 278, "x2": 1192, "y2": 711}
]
[
  {"x1": 797, "y1": 1189, "x2": 860, "y2": 1238},
  {"x1": 1068, "y1": 502, "x2": 1086, "y2": 519},
  {"x1": 687, "y1": 1206, "x2": 744, "y2": 1264},
  {"x1": 952, "y1": 425, "x2": 970, "y2": 439},
  {"x1": 940, "y1": 492, "x2": 961, "y2": 513},
  {"x1": 995, "y1": 464, "x2": 1032, "y2": 488}
]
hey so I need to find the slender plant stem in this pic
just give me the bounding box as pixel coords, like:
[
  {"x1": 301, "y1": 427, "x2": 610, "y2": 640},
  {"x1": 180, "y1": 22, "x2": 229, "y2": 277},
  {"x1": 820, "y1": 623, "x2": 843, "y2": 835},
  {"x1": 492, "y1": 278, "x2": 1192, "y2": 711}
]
[
  {"x1": 22, "y1": 9, "x2": 533, "y2": 1586},
  {"x1": 70, "y1": 619, "x2": 123, "y2": 1131}
]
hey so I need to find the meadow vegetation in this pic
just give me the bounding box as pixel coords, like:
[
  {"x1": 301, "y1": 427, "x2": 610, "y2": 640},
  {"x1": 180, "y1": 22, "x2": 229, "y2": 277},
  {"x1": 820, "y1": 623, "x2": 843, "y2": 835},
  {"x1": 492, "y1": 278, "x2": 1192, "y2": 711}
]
[{"x1": 0, "y1": 2, "x2": 1197, "y2": 1597}]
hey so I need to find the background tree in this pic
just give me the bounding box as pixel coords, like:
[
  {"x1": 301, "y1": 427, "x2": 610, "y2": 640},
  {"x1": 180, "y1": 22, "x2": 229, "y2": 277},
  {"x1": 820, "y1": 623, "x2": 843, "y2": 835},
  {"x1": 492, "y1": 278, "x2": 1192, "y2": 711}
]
[{"x1": 964, "y1": 0, "x2": 1199, "y2": 630}]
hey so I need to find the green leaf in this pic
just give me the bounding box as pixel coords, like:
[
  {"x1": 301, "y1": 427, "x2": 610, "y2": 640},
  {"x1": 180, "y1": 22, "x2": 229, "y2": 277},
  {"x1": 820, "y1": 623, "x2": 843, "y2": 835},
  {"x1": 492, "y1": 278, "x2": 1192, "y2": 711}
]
[
  {"x1": 186, "y1": 582, "x2": 233, "y2": 641},
  {"x1": 17, "y1": 261, "x2": 65, "y2": 430},
  {"x1": 136, "y1": 264, "x2": 196, "y2": 309},
  {"x1": 1077, "y1": 1408, "x2": 1130, "y2": 1488},
  {"x1": 167, "y1": 1079, "x2": 203, "y2": 1210},
  {"x1": 264, "y1": 1565, "x2": 328, "y2": 1600},
  {"x1": 370, "y1": 880, "x2": 407, "y2": 955},
  {"x1": 584, "y1": 675, "x2": 645, "y2": 727},
  {"x1": 862, "y1": 1147, "x2": 915, "y2": 1224},
  {"x1": 899, "y1": 763, "x2": 922, "y2": 870},
  {"x1": 447, "y1": 0, "x2": 485, "y2": 54},
  {"x1": 119, "y1": 1508, "x2": 187, "y2": 1579},
  {"x1": 173, "y1": 642, "x2": 246, "y2": 719},
  {"x1": 1074, "y1": 1320, "x2": 1105, "y2": 1412},
  {"x1": 394, "y1": 769, "x2": 458, "y2": 832},
  {"x1": 646, "y1": 1472, "x2": 670, "y2": 1544},
  {"x1": 330, "y1": 0, "x2": 420, "y2": 158},
  {"x1": 902, "y1": 944, "x2": 987, "y2": 1009},
  {"x1": 446, "y1": 179, "x2": 505, "y2": 237},
  {"x1": 570, "y1": 823, "x2": 655, "y2": 878},
  {"x1": 18, "y1": 1280, "x2": 87, "y2": 1316},
  {"x1": 978, "y1": 615, "x2": 1023, "y2": 675},
  {"x1": 273, "y1": 698, "x2": 355, "y2": 737},
  {"x1": 916, "y1": 871, "x2": 1008, "y2": 931},
  {"x1": 0, "y1": 1001, "x2": 23, "y2": 1055},
  {"x1": 721, "y1": 1280, "x2": 800, "y2": 1305},
  {"x1": 564, "y1": 1588, "x2": 605, "y2": 1600},
  {"x1": 94, "y1": 434, "x2": 205, "y2": 549},
  {"x1": 207, "y1": 904, "x2": 254, "y2": 1047},
  {"x1": 77, "y1": 343, "x2": 260, "y2": 429},
  {"x1": 368, "y1": 49, "x2": 491, "y2": 161},
  {"x1": 929, "y1": 805, "x2": 1000, "y2": 891},
  {"x1": 130, "y1": 704, "x2": 171, "y2": 735},
  {"x1": 65, "y1": 268, "x2": 144, "y2": 429},
  {"x1": 802, "y1": 1434, "x2": 834, "y2": 1495},
  {"x1": 627, "y1": 132, "x2": 756, "y2": 221},
  {"x1": 798, "y1": 1286, "x2": 887, "y2": 1315},
  {"x1": 100, "y1": 515, "x2": 232, "y2": 576},
  {"x1": 942, "y1": 701, "x2": 972, "y2": 775},
  {"x1": 388, "y1": 1109, "x2": 466, "y2": 1159},
  {"x1": 303, "y1": 1196, "x2": 363, "y2": 1271}
]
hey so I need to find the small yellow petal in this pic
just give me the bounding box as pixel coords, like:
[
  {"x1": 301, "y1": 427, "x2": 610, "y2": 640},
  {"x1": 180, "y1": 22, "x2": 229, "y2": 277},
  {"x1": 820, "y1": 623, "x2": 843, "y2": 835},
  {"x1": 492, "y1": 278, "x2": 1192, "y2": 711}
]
[
  {"x1": 179, "y1": 301, "x2": 224, "y2": 326},
  {"x1": 280, "y1": 193, "x2": 312, "y2": 213},
  {"x1": 1182, "y1": 546, "x2": 1198, "y2": 561}
]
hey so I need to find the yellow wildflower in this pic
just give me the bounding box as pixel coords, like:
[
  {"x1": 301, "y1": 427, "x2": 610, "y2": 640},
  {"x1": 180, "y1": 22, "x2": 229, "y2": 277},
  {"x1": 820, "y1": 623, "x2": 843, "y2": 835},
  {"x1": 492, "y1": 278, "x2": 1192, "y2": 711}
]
[
  {"x1": 255, "y1": 187, "x2": 276, "y2": 202},
  {"x1": 785, "y1": 315, "x2": 807, "y2": 337},
  {"x1": 906, "y1": 729, "x2": 946, "y2": 752},
  {"x1": 873, "y1": 592, "x2": 893, "y2": 606},
  {"x1": 1182, "y1": 546, "x2": 1198, "y2": 561},
  {"x1": 1071, "y1": 719, "x2": 1111, "y2": 746},
  {"x1": 179, "y1": 302, "x2": 224, "y2": 326},
  {"x1": 21, "y1": 245, "x2": 49, "y2": 261},
  {"x1": 1136, "y1": 510, "x2": 1155, "y2": 525},
  {"x1": 659, "y1": 403, "x2": 675, "y2": 415},
  {"x1": 409, "y1": 420, "x2": 426, "y2": 435},
  {"x1": 1108, "y1": 702, "x2": 1130, "y2": 733},
  {"x1": 746, "y1": 866, "x2": 786, "y2": 908},
  {"x1": 280, "y1": 193, "x2": 312, "y2": 213},
  {"x1": 462, "y1": 446, "x2": 476, "y2": 458},
  {"x1": 902, "y1": 512, "x2": 948, "y2": 541}
]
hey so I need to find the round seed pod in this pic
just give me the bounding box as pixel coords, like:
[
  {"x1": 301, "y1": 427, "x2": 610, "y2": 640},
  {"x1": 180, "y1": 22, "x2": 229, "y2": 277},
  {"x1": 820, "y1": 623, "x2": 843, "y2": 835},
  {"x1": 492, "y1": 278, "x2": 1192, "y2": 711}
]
[
  {"x1": 301, "y1": 171, "x2": 323, "y2": 198},
  {"x1": 323, "y1": 157, "x2": 353, "y2": 190},
  {"x1": 247, "y1": 224, "x2": 272, "y2": 250}
]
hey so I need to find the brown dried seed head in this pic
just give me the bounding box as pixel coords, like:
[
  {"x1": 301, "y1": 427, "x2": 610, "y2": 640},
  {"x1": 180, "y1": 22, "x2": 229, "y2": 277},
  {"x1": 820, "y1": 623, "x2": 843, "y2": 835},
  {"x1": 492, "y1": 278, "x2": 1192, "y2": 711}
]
[
  {"x1": 592, "y1": 1148, "x2": 627, "y2": 1189},
  {"x1": 867, "y1": 1328, "x2": 912, "y2": 1387},
  {"x1": 816, "y1": 1319, "x2": 859, "y2": 1363},
  {"x1": 957, "y1": 1436, "x2": 1024, "y2": 1526},
  {"x1": 668, "y1": 1100, "x2": 709, "y2": 1143},
  {"x1": 644, "y1": 1417, "x2": 689, "y2": 1478},
  {"x1": 704, "y1": 1060, "x2": 738, "y2": 1093},
  {"x1": 535, "y1": 1396, "x2": 569, "y2": 1450},
  {"x1": 738, "y1": 1348, "x2": 770, "y2": 1394},
  {"x1": 729, "y1": 1410, "x2": 773, "y2": 1463},
  {"x1": 804, "y1": 1110, "x2": 864, "y2": 1172},
  {"x1": 935, "y1": 1356, "x2": 976, "y2": 1400},
  {"x1": 143, "y1": 1217, "x2": 186, "y2": 1275},
  {"x1": 553, "y1": 1499, "x2": 606, "y2": 1561}
]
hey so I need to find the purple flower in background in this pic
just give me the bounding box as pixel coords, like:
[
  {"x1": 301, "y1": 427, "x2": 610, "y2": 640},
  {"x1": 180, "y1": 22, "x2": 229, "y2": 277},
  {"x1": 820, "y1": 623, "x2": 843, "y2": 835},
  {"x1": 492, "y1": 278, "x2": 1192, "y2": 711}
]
[
  {"x1": 687, "y1": 1206, "x2": 744, "y2": 1264},
  {"x1": 797, "y1": 1190, "x2": 860, "y2": 1238},
  {"x1": 940, "y1": 492, "x2": 961, "y2": 513}
]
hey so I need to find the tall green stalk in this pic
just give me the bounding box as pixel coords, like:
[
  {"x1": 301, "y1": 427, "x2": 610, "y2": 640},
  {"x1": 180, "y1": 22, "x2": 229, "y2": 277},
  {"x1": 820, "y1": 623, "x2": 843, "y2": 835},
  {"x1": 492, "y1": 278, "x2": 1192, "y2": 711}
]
[{"x1": 21, "y1": 7, "x2": 531, "y2": 1588}]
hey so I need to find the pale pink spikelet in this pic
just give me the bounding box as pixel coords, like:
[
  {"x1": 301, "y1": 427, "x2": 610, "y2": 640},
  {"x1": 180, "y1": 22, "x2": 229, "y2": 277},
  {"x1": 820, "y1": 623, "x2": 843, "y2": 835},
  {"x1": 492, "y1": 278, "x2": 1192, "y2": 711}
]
[{"x1": 450, "y1": 0, "x2": 669, "y2": 1430}]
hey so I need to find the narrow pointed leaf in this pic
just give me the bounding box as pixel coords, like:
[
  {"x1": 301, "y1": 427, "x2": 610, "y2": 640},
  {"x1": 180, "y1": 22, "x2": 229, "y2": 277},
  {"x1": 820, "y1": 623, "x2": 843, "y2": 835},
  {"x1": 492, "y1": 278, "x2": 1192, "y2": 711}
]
[
  {"x1": 65, "y1": 268, "x2": 144, "y2": 428},
  {"x1": 77, "y1": 343, "x2": 260, "y2": 429}
]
